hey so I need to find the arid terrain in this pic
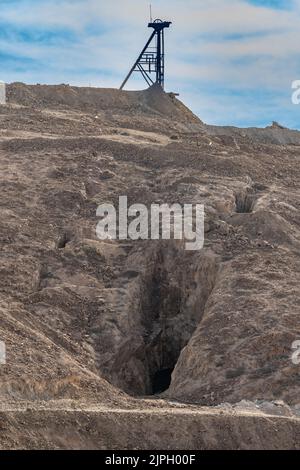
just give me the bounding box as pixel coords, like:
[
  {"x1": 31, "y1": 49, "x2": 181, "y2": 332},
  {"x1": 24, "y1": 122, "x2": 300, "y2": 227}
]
[{"x1": 0, "y1": 82, "x2": 299, "y2": 449}]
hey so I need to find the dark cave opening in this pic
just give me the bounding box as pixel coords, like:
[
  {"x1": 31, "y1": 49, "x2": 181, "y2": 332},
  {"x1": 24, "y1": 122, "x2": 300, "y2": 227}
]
[
  {"x1": 57, "y1": 232, "x2": 71, "y2": 249},
  {"x1": 235, "y1": 190, "x2": 257, "y2": 214},
  {"x1": 139, "y1": 257, "x2": 183, "y2": 396},
  {"x1": 152, "y1": 368, "x2": 174, "y2": 395},
  {"x1": 97, "y1": 248, "x2": 219, "y2": 399}
]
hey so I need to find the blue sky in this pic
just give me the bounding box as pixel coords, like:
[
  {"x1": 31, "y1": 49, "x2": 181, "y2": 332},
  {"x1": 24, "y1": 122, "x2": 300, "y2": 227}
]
[{"x1": 1, "y1": 0, "x2": 300, "y2": 128}]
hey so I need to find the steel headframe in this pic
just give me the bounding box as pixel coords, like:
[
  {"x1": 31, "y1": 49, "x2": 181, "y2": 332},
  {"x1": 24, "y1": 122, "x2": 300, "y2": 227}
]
[{"x1": 120, "y1": 19, "x2": 172, "y2": 91}]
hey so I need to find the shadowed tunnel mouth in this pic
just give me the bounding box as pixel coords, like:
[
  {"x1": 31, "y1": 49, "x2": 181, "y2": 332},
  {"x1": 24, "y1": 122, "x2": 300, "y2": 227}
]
[
  {"x1": 102, "y1": 248, "x2": 219, "y2": 399},
  {"x1": 93, "y1": 248, "x2": 218, "y2": 399},
  {"x1": 235, "y1": 187, "x2": 263, "y2": 214},
  {"x1": 152, "y1": 368, "x2": 174, "y2": 394},
  {"x1": 235, "y1": 192, "x2": 255, "y2": 213},
  {"x1": 138, "y1": 258, "x2": 186, "y2": 397}
]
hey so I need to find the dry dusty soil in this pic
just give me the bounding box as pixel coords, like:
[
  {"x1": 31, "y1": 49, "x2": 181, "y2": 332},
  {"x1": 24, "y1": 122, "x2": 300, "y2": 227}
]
[{"x1": 0, "y1": 82, "x2": 299, "y2": 449}]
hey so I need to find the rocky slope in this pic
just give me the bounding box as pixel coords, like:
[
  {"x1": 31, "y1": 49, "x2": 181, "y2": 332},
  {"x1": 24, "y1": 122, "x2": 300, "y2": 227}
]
[{"x1": 0, "y1": 82, "x2": 299, "y2": 449}]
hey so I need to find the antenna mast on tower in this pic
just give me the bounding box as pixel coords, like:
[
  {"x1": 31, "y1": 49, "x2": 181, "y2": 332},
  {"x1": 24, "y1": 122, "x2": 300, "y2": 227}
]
[{"x1": 120, "y1": 18, "x2": 172, "y2": 90}]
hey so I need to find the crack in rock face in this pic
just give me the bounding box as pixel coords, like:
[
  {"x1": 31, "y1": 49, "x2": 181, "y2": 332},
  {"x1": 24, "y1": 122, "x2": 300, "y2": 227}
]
[
  {"x1": 235, "y1": 189, "x2": 257, "y2": 213},
  {"x1": 57, "y1": 232, "x2": 71, "y2": 249},
  {"x1": 1, "y1": 83, "x2": 300, "y2": 451},
  {"x1": 95, "y1": 244, "x2": 219, "y2": 397}
]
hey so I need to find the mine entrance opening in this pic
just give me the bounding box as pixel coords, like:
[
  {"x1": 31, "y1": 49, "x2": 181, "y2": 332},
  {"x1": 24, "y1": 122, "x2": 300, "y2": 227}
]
[
  {"x1": 235, "y1": 192, "x2": 255, "y2": 213},
  {"x1": 151, "y1": 367, "x2": 174, "y2": 395},
  {"x1": 139, "y1": 259, "x2": 183, "y2": 397},
  {"x1": 102, "y1": 248, "x2": 218, "y2": 399}
]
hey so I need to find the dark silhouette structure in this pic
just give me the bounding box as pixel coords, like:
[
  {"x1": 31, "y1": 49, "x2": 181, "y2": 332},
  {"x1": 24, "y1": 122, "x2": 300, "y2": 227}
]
[{"x1": 120, "y1": 19, "x2": 172, "y2": 90}]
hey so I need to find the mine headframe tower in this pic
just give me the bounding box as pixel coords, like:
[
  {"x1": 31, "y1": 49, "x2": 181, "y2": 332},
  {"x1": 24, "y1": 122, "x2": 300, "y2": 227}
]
[{"x1": 120, "y1": 19, "x2": 172, "y2": 90}]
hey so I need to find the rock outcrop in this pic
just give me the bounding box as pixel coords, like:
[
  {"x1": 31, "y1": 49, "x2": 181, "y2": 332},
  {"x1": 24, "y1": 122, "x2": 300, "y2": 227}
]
[{"x1": 0, "y1": 83, "x2": 299, "y2": 449}]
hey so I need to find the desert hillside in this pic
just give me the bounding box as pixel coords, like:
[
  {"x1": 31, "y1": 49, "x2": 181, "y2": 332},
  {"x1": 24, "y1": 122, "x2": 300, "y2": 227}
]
[{"x1": 0, "y1": 83, "x2": 299, "y2": 449}]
